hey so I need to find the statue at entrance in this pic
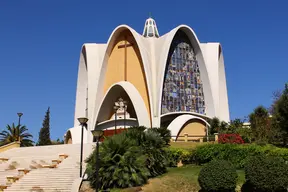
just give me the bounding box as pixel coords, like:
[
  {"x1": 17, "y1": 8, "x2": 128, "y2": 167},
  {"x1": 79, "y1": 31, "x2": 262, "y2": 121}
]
[{"x1": 111, "y1": 98, "x2": 130, "y2": 120}]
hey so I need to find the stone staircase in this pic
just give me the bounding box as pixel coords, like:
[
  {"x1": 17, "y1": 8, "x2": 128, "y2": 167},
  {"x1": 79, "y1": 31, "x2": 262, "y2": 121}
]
[{"x1": 0, "y1": 143, "x2": 94, "y2": 192}]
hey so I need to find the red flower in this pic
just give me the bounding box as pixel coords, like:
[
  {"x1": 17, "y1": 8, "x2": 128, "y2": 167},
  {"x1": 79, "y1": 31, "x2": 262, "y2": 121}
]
[{"x1": 218, "y1": 134, "x2": 244, "y2": 144}]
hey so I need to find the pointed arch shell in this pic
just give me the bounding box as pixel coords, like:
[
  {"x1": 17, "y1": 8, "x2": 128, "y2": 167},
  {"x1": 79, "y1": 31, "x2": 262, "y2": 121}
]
[
  {"x1": 92, "y1": 25, "x2": 153, "y2": 129},
  {"x1": 157, "y1": 25, "x2": 215, "y2": 121}
]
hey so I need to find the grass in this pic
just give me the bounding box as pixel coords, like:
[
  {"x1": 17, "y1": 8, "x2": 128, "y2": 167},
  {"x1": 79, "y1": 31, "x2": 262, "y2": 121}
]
[
  {"x1": 112, "y1": 165, "x2": 245, "y2": 192},
  {"x1": 169, "y1": 142, "x2": 209, "y2": 149}
]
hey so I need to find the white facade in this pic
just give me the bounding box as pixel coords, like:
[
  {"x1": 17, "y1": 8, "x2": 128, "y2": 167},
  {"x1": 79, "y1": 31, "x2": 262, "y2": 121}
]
[{"x1": 65, "y1": 18, "x2": 230, "y2": 144}]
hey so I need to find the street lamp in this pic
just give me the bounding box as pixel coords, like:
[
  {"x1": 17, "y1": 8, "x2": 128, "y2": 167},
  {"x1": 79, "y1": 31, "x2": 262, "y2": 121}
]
[
  {"x1": 17, "y1": 112, "x2": 23, "y2": 127},
  {"x1": 78, "y1": 117, "x2": 89, "y2": 178},
  {"x1": 113, "y1": 105, "x2": 119, "y2": 134},
  {"x1": 123, "y1": 100, "x2": 127, "y2": 129},
  {"x1": 91, "y1": 129, "x2": 104, "y2": 192}
]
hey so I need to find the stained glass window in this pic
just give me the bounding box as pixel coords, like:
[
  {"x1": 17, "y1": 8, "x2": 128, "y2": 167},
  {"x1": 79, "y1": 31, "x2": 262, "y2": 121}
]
[{"x1": 161, "y1": 31, "x2": 205, "y2": 115}]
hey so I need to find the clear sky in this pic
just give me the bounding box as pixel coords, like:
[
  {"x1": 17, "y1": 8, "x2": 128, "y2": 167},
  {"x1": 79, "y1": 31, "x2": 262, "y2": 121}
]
[{"x1": 0, "y1": 0, "x2": 287, "y2": 142}]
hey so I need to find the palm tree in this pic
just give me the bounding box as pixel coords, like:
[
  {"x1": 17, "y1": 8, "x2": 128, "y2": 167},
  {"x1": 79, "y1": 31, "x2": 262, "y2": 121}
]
[{"x1": 0, "y1": 123, "x2": 34, "y2": 147}]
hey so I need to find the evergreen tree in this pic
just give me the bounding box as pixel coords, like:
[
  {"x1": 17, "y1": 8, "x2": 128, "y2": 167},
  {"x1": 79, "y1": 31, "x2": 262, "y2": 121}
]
[
  {"x1": 272, "y1": 83, "x2": 288, "y2": 145},
  {"x1": 37, "y1": 107, "x2": 52, "y2": 145}
]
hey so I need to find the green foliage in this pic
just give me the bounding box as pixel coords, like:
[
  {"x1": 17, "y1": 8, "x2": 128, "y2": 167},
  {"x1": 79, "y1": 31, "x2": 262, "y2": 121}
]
[
  {"x1": 237, "y1": 128, "x2": 253, "y2": 143},
  {"x1": 51, "y1": 138, "x2": 64, "y2": 145},
  {"x1": 165, "y1": 147, "x2": 191, "y2": 167},
  {"x1": 191, "y1": 143, "x2": 288, "y2": 168},
  {"x1": 243, "y1": 155, "x2": 288, "y2": 192},
  {"x1": 86, "y1": 127, "x2": 171, "y2": 190},
  {"x1": 151, "y1": 127, "x2": 171, "y2": 145},
  {"x1": 208, "y1": 117, "x2": 220, "y2": 135},
  {"x1": 86, "y1": 133, "x2": 149, "y2": 190},
  {"x1": 249, "y1": 106, "x2": 274, "y2": 143},
  {"x1": 37, "y1": 107, "x2": 52, "y2": 146},
  {"x1": 125, "y1": 128, "x2": 168, "y2": 177},
  {"x1": 271, "y1": 83, "x2": 288, "y2": 145},
  {"x1": 198, "y1": 160, "x2": 237, "y2": 192},
  {"x1": 227, "y1": 119, "x2": 244, "y2": 134},
  {"x1": 207, "y1": 117, "x2": 229, "y2": 134},
  {"x1": 0, "y1": 123, "x2": 34, "y2": 147}
]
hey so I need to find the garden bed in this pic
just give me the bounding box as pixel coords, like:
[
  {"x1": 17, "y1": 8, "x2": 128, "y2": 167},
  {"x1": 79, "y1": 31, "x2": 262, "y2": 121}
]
[{"x1": 111, "y1": 165, "x2": 245, "y2": 192}]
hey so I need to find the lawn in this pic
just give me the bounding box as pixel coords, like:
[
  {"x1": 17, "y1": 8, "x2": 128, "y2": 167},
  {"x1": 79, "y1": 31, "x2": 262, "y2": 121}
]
[
  {"x1": 169, "y1": 142, "x2": 210, "y2": 149},
  {"x1": 112, "y1": 165, "x2": 245, "y2": 192}
]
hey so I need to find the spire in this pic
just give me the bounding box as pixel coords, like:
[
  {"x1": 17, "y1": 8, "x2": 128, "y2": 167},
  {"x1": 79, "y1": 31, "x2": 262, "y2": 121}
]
[{"x1": 143, "y1": 16, "x2": 159, "y2": 38}]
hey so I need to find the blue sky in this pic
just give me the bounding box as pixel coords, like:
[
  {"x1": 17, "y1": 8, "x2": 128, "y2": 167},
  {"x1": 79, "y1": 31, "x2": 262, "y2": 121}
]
[{"x1": 0, "y1": 0, "x2": 287, "y2": 142}]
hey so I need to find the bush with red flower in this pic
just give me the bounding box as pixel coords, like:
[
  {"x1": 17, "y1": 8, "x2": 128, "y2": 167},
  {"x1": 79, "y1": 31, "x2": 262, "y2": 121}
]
[{"x1": 218, "y1": 133, "x2": 244, "y2": 144}]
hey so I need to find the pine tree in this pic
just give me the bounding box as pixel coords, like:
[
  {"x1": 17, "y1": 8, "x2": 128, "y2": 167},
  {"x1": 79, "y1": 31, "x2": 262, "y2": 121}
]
[{"x1": 37, "y1": 107, "x2": 52, "y2": 146}]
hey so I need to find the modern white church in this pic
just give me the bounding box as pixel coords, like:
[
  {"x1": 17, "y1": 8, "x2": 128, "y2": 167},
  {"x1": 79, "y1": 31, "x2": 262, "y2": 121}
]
[{"x1": 64, "y1": 17, "x2": 230, "y2": 144}]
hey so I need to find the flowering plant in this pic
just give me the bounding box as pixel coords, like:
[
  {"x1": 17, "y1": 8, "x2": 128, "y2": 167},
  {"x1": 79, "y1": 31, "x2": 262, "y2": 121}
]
[{"x1": 218, "y1": 133, "x2": 244, "y2": 144}]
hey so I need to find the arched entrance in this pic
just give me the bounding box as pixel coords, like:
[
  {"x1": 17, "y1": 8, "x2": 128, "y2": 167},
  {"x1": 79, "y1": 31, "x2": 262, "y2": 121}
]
[
  {"x1": 95, "y1": 81, "x2": 150, "y2": 136},
  {"x1": 166, "y1": 114, "x2": 209, "y2": 141}
]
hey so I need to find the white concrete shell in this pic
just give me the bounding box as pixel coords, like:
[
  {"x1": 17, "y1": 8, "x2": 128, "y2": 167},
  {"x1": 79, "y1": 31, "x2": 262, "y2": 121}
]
[
  {"x1": 167, "y1": 114, "x2": 210, "y2": 140},
  {"x1": 66, "y1": 20, "x2": 230, "y2": 144},
  {"x1": 93, "y1": 25, "x2": 154, "y2": 130},
  {"x1": 200, "y1": 43, "x2": 230, "y2": 122}
]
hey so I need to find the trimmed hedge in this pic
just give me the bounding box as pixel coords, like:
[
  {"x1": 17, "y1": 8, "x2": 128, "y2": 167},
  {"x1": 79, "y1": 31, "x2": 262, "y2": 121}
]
[
  {"x1": 190, "y1": 144, "x2": 288, "y2": 168},
  {"x1": 198, "y1": 160, "x2": 237, "y2": 192},
  {"x1": 242, "y1": 155, "x2": 288, "y2": 192},
  {"x1": 165, "y1": 148, "x2": 190, "y2": 167}
]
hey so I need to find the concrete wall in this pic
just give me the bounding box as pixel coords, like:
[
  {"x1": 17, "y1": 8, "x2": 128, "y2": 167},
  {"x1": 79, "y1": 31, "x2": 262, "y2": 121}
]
[{"x1": 0, "y1": 141, "x2": 21, "y2": 153}]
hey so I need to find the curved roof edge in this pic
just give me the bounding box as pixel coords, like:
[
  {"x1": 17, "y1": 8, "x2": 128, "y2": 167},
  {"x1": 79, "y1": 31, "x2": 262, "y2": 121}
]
[
  {"x1": 218, "y1": 44, "x2": 230, "y2": 122},
  {"x1": 167, "y1": 114, "x2": 210, "y2": 137}
]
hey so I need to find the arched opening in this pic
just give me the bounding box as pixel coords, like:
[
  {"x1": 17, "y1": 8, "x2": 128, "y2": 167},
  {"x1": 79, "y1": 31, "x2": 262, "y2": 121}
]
[
  {"x1": 176, "y1": 119, "x2": 207, "y2": 141},
  {"x1": 166, "y1": 114, "x2": 209, "y2": 141},
  {"x1": 65, "y1": 130, "x2": 72, "y2": 144},
  {"x1": 161, "y1": 30, "x2": 205, "y2": 115},
  {"x1": 95, "y1": 82, "x2": 150, "y2": 134},
  {"x1": 97, "y1": 85, "x2": 137, "y2": 122},
  {"x1": 101, "y1": 29, "x2": 152, "y2": 124}
]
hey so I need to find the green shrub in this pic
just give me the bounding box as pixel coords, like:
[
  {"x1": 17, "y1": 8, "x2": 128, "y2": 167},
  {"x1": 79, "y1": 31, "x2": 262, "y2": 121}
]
[
  {"x1": 242, "y1": 155, "x2": 288, "y2": 192},
  {"x1": 85, "y1": 133, "x2": 149, "y2": 190},
  {"x1": 165, "y1": 148, "x2": 191, "y2": 167},
  {"x1": 124, "y1": 128, "x2": 168, "y2": 177},
  {"x1": 151, "y1": 127, "x2": 171, "y2": 145},
  {"x1": 191, "y1": 143, "x2": 288, "y2": 168},
  {"x1": 135, "y1": 129, "x2": 168, "y2": 177},
  {"x1": 198, "y1": 160, "x2": 237, "y2": 192}
]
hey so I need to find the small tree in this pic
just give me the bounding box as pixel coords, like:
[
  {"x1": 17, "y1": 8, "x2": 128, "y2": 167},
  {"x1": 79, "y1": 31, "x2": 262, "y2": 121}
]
[
  {"x1": 51, "y1": 138, "x2": 64, "y2": 145},
  {"x1": 249, "y1": 106, "x2": 272, "y2": 143},
  {"x1": 207, "y1": 117, "x2": 229, "y2": 134},
  {"x1": 227, "y1": 118, "x2": 244, "y2": 134},
  {"x1": 37, "y1": 107, "x2": 52, "y2": 146},
  {"x1": 271, "y1": 83, "x2": 288, "y2": 145},
  {"x1": 208, "y1": 117, "x2": 220, "y2": 135},
  {"x1": 0, "y1": 123, "x2": 34, "y2": 147}
]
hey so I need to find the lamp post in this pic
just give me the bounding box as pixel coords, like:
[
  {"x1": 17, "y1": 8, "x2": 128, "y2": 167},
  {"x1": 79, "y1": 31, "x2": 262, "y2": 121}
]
[
  {"x1": 91, "y1": 129, "x2": 104, "y2": 192},
  {"x1": 113, "y1": 106, "x2": 118, "y2": 135},
  {"x1": 17, "y1": 113, "x2": 23, "y2": 127},
  {"x1": 123, "y1": 100, "x2": 127, "y2": 129},
  {"x1": 77, "y1": 117, "x2": 89, "y2": 178}
]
